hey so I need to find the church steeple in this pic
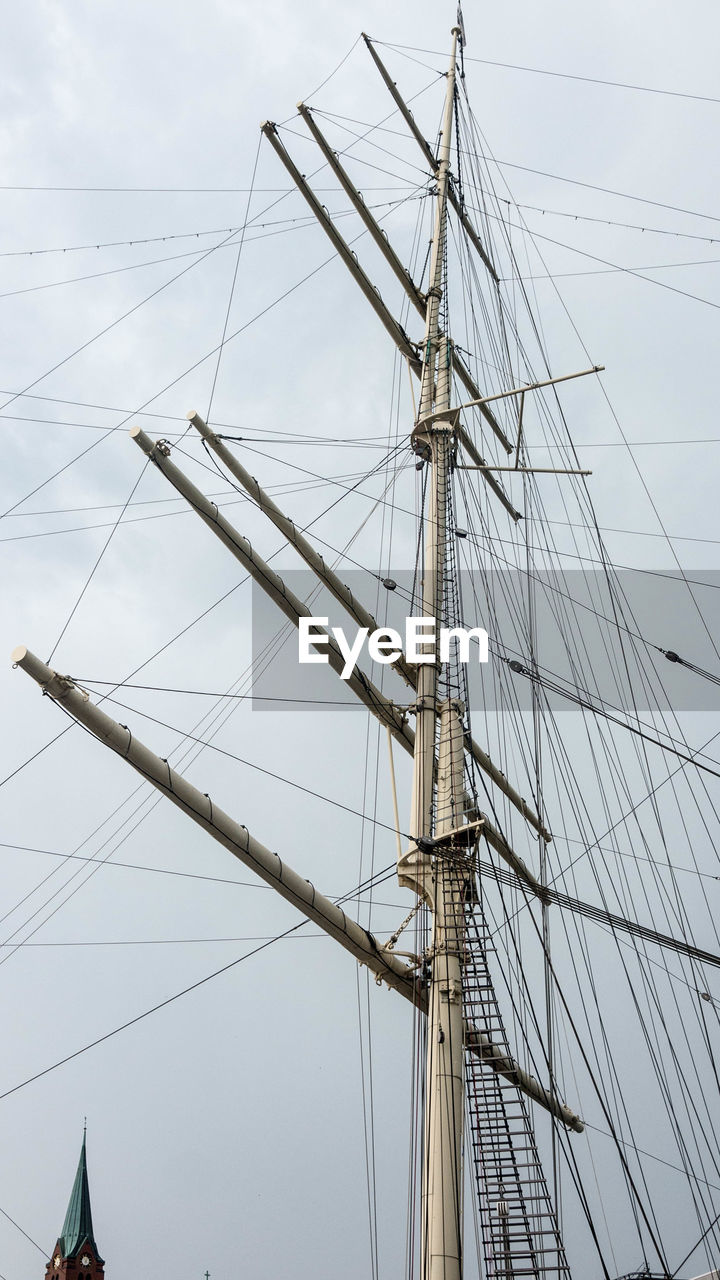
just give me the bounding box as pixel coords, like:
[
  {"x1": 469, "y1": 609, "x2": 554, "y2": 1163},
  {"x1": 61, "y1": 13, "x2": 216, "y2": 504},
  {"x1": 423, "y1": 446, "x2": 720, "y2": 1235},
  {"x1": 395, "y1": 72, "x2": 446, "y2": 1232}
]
[{"x1": 46, "y1": 1131, "x2": 105, "y2": 1280}]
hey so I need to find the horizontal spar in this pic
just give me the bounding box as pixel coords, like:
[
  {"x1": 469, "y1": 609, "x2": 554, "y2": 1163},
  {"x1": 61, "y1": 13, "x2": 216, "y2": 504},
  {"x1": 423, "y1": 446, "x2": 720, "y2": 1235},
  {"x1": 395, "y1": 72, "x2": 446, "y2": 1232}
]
[
  {"x1": 260, "y1": 121, "x2": 421, "y2": 373},
  {"x1": 455, "y1": 364, "x2": 605, "y2": 413},
  {"x1": 361, "y1": 34, "x2": 500, "y2": 285},
  {"x1": 129, "y1": 426, "x2": 416, "y2": 759},
  {"x1": 187, "y1": 411, "x2": 416, "y2": 691},
  {"x1": 296, "y1": 102, "x2": 427, "y2": 318},
  {"x1": 11, "y1": 647, "x2": 583, "y2": 1132},
  {"x1": 10, "y1": 646, "x2": 422, "y2": 1004}
]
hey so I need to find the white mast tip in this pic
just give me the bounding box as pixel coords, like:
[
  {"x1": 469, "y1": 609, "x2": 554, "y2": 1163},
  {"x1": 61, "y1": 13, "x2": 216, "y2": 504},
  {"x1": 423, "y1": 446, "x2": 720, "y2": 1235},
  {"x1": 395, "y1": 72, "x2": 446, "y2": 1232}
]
[
  {"x1": 11, "y1": 645, "x2": 27, "y2": 664},
  {"x1": 129, "y1": 425, "x2": 142, "y2": 439},
  {"x1": 186, "y1": 410, "x2": 198, "y2": 421}
]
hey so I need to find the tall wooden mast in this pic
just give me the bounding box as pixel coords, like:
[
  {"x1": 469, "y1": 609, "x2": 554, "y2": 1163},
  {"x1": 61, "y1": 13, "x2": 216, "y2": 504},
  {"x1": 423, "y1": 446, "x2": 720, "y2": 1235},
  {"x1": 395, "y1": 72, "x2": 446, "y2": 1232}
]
[
  {"x1": 11, "y1": 23, "x2": 588, "y2": 1279},
  {"x1": 405, "y1": 25, "x2": 462, "y2": 878},
  {"x1": 401, "y1": 29, "x2": 470, "y2": 1280}
]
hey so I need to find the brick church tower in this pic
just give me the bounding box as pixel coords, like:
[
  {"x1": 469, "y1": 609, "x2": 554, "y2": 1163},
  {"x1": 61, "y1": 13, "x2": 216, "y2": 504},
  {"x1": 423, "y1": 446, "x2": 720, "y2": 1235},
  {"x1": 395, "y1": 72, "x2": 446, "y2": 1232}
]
[{"x1": 45, "y1": 1131, "x2": 105, "y2": 1280}]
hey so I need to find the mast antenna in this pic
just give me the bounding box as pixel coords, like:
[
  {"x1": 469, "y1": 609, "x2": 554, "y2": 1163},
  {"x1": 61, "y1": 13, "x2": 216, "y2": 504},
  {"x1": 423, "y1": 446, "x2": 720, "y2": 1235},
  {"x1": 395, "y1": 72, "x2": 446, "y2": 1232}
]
[{"x1": 456, "y1": 5, "x2": 467, "y2": 73}]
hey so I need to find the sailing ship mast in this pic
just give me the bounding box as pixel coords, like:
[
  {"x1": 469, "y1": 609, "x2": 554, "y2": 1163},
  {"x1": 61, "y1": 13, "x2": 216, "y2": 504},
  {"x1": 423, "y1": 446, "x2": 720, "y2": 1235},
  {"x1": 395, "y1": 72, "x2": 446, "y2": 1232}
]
[
  {"x1": 15, "y1": 17, "x2": 720, "y2": 1280},
  {"x1": 405, "y1": 29, "x2": 470, "y2": 1280},
  {"x1": 11, "y1": 24, "x2": 586, "y2": 1279}
]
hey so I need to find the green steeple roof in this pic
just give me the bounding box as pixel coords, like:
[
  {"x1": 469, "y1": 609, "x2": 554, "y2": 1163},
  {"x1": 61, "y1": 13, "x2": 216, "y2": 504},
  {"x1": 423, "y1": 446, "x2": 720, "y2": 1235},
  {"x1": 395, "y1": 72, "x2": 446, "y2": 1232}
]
[{"x1": 60, "y1": 1131, "x2": 102, "y2": 1262}]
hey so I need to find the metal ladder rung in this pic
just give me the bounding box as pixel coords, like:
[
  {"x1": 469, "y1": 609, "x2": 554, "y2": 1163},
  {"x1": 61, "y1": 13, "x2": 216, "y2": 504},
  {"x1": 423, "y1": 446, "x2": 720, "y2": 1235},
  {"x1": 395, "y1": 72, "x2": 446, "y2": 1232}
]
[{"x1": 463, "y1": 899, "x2": 571, "y2": 1278}]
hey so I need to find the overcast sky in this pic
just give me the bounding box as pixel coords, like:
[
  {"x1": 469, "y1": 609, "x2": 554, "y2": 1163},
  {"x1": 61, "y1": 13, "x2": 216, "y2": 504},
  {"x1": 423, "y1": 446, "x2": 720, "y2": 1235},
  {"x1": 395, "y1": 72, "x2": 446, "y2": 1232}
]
[{"x1": 2, "y1": 2, "x2": 720, "y2": 1278}]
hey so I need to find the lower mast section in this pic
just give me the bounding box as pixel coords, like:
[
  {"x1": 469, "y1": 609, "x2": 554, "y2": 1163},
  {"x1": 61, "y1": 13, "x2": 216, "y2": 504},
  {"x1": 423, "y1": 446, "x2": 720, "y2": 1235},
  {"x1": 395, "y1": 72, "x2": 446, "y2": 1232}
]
[{"x1": 423, "y1": 701, "x2": 472, "y2": 1280}]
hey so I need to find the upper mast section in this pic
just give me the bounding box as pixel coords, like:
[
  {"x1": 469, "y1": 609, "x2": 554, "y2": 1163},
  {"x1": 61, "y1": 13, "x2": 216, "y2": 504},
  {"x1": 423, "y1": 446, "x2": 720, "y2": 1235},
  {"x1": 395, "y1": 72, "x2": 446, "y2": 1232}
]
[
  {"x1": 415, "y1": 25, "x2": 461, "y2": 429},
  {"x1": 401, "y1": 27, "x2": 463, "y2": 898}
]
